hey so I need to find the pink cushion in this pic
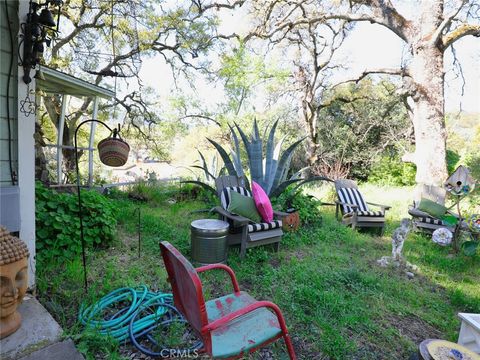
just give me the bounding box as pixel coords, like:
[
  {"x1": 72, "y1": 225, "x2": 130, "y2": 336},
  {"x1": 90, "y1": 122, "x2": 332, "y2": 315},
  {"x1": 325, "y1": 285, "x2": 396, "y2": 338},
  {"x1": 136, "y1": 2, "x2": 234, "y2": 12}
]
[{"x1": 251, "y1": 181, "x2": 273, "y2": 223}]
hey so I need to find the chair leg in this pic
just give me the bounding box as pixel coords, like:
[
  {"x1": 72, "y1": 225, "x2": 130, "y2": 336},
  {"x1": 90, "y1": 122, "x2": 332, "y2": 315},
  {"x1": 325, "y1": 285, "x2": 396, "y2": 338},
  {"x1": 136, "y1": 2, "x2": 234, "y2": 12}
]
[
  {"x1": 273, "y1": 241, "x2": 280, "y2": 252},
  {"x1": 283, "y1": 334, "x2": 297, "y2": 360},
  {"x1": 239, "y1": 226, "x2": 248, "y2": 259}
]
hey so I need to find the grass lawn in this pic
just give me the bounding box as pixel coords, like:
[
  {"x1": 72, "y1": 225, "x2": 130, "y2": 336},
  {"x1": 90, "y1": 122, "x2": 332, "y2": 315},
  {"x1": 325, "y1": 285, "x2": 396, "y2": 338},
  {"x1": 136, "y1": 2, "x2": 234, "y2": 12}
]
[{"x1": 36, "y1": 185, "x2": 480, "y2": 359}]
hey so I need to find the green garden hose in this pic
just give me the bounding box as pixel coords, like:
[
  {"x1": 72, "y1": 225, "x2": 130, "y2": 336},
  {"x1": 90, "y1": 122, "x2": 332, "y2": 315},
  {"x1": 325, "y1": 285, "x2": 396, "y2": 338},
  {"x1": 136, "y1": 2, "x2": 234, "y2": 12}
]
[{"x1": 78, "y1": 285, "x2": 173, "y2": 342}]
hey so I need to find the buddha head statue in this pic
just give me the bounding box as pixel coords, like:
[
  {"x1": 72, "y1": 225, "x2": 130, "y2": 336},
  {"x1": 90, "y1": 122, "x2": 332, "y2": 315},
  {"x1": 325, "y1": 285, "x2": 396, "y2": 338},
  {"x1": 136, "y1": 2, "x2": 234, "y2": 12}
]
[{"x1": 0, "y1": 226, "x2": 29, "y2": 339}]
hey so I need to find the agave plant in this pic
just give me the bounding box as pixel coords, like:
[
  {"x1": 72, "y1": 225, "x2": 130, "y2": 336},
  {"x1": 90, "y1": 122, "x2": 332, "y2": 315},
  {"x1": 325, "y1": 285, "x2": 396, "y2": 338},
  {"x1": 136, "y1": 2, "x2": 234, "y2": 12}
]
[{"x1": 205, "y1": 119, "x2": 331, "y2": 197}]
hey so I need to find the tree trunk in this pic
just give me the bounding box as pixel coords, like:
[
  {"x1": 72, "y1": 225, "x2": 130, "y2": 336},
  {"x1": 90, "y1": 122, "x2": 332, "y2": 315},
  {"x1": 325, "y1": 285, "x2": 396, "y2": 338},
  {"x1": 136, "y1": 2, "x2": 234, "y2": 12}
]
[{"x1": 404, "y1": 2, "x2": 448, "y2": 186}]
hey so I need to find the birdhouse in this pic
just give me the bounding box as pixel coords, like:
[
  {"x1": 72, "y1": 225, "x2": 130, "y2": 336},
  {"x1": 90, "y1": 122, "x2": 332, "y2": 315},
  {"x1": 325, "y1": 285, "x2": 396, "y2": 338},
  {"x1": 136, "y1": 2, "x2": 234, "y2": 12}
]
[{"x1": 444, "y1": 165, "x2": 475, "y2": 196}]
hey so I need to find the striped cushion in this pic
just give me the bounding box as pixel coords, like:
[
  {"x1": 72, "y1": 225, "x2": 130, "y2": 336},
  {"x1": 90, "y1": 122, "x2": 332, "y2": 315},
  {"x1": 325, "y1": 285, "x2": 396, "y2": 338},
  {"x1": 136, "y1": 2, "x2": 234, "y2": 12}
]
[
  {"x1": 418, "y1": 217, "x2": 444, "y2": 225},
  {"x1": 357, "y1": 210, "x2": 384, "y2": 217},
  {"x1": 337, "y1": 187, "x2": 368, "y2": 213},
  {"x1": 220, "y1": 187, "x2": 252, "y2": 210},
  {"x1": 344, "y1": 210, "x2": 384, "y2": 218},
  {"x1": 248, "y1": 220, "x2": 282, "y2": 233}
]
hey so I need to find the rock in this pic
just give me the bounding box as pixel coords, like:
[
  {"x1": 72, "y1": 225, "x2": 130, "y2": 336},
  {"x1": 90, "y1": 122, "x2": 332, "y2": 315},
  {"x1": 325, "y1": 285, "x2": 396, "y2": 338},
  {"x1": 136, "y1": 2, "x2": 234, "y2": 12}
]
[
  {"x1": 406, "y1": 271, "x2": 415, "y2": 279},
  {"x1": 377, "y1": 256, "x2": 390, "y2": 267}
]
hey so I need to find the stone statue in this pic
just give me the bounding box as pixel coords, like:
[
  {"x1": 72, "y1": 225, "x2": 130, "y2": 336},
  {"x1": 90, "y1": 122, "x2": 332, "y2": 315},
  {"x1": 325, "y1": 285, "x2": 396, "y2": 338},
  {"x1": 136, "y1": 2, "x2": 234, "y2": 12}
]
[
  {"x1": 392, "y1": 218, "x2": 411, "y2": 261},
  {"x1": 0, "y1": 226, "x2": 29, "y2": 339}
]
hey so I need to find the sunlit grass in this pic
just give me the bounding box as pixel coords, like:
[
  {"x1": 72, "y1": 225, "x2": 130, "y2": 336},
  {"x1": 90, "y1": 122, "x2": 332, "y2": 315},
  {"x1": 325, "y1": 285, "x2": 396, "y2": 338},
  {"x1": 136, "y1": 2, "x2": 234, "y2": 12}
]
[{"x1": 36, "y1": 185, "x2": 480, "y2": 359}]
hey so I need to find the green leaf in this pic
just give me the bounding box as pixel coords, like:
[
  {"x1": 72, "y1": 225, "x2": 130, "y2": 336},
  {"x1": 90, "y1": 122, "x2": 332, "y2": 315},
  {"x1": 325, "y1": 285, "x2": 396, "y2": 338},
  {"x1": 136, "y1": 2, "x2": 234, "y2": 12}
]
[
  {"x1": 180, "y1": 180, "x2": 216, "y2": 195},
  {"x1": 462, "y1": 241, "x2": 478, "y2": 256},
  {"x1": 207, "y1": 138, "x2": 237, "y2": 176},
  {"x1": 441, "y1": 214, "x2": 458, "y2": 226}
]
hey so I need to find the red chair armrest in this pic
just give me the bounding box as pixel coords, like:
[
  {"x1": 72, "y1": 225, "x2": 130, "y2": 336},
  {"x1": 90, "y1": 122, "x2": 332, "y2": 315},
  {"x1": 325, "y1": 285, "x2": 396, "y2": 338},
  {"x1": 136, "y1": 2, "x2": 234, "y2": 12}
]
[
  {"x1": 195, "y1": 264, "x2": 240, "y2": 293},
  {"x1": 202, "y1": 300, "x2": 289, "y2": 335}
]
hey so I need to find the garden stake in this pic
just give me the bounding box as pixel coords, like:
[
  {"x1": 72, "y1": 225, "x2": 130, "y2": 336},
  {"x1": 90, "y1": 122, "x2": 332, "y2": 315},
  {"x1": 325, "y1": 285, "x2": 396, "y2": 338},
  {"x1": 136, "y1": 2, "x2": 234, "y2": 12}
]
[
  {"x1": 133, "y1": 207, "x2": 141, "y2": 258},
  {"x1": 74, "y1": 119, "x2": 130, "y2": 292}
]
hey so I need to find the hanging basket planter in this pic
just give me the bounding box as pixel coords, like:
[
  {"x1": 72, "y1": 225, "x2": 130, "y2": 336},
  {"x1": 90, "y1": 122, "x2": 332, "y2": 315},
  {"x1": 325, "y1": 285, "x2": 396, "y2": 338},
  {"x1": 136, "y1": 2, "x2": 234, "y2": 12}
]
[{"x1": 97, "y1": 129, "x2": 130, "y2": 167}]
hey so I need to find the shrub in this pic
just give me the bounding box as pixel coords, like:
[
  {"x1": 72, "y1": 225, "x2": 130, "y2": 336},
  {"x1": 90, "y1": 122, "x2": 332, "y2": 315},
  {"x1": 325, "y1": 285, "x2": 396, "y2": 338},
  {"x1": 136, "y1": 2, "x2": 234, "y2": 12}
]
[
  {"x1": 36, "y1": 182, "x2": 117, "y2": 261},
  {"x1": 272, "y1": 190, "x2": 323, "y2": 226},
  {"x1": 368, "y1": 156, "x2": 416, "y2": 186}
]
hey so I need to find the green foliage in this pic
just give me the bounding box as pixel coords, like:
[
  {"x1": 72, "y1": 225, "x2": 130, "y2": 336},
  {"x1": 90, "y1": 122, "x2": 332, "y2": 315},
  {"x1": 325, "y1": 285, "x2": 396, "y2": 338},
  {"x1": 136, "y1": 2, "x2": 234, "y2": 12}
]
[
  {"x1": 368, "y1": 155, "x2": 416, "y2": 186},
  {"x1": 315, "y1": 80, "x2": 411, "y2": 180},
  {"x1": 447, "y1": 149, "x2": 461, "y2": 174},
  {"x1": 273, "y1": 190, "x2": 323, "y2": 226},
  {"x1": 35, "y1": 182, "x2": 116, "y2": 261}
]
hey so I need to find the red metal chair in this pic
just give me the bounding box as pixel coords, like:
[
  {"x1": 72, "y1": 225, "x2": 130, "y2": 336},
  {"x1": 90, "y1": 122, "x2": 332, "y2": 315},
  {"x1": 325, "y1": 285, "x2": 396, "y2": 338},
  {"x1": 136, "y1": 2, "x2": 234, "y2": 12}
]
[{"x1": 160, "y1": 241, "x2": 297, "y2": 359}]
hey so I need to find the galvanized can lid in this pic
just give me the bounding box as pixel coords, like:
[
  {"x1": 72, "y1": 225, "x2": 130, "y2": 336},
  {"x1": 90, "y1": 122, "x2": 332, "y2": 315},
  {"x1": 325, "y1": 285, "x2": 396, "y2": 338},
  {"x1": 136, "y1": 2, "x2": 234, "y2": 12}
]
[{"x1": 191, "y1": 219, "x2": 229, "y2": 234}]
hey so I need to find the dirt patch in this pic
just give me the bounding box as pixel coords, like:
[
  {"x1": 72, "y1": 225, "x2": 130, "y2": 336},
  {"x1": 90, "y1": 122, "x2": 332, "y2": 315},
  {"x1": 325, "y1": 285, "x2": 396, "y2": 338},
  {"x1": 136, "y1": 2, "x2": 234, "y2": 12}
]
[
  {"x1": 291, "y1": 335, "x2": 328, "y2": 360},
  {"x1": 384, "y1": 313, "x2": 442, "y2": 344}
]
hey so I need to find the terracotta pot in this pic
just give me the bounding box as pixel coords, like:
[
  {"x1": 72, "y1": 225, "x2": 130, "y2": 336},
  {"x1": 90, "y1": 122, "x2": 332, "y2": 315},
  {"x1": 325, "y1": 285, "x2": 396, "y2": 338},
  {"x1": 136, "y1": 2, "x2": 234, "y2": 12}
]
[
  {"x1": 282, "y1": 211, "x2": 301, "y2": 232},
  {"x1": 0, "y1": 226, "x2": 29, "y2": 339}
]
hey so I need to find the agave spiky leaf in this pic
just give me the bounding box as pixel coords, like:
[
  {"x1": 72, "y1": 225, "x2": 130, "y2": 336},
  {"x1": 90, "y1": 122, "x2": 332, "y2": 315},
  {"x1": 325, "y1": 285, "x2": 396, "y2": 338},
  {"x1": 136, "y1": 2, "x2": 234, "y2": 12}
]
[
  {"x1": 269, "y1": 178, "x2": 305, "y2": 198},
  {"x1": 271, "y1": 137, "x2": 306, "y2": 194},
  {"x1": 264, "y1": 120, "x2": 279, "y2": 186},
  {"x1": 180, "y1": 180, "x2": 216, "y2": 195},
  {"x1": 191, "y1": 165, "x2": 216, "y2": 180},
  {"x1": 207, "y1": 138, "x2": 237, "y2": 176},
  {"x1": 266, "y1": 136, "x2": 285, "y2": 194},
  {"x1": 197, "y1": 150, "x2": 212, "y2": 181},
  {"x1": 228, "y1": 124, "x2": 244, "y2": 177},
  {"x1": 291, "y1": 176, "x2": 333, "y2": 192},
  {"x1": 235, "y1": 121, "x2": 263, "y2": 186}
]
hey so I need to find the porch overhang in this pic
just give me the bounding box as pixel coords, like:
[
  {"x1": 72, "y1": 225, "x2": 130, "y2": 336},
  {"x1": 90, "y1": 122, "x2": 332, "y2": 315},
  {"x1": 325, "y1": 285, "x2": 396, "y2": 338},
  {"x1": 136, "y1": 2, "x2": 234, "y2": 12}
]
[{"x1": 36, "y1": 65, "x2": 115, "y2": 99}]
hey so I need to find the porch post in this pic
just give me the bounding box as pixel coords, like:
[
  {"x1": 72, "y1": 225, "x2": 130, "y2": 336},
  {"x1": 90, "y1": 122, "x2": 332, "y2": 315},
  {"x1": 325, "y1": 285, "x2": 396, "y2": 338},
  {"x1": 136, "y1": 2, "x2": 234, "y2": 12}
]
[
  {"x1": 56, "y1": 94, "x2": 68, "y2": 184},
  {"x1": 88, "y1": 96, "x2": 99, "y2": 187},
  {"x1": 17, "y1": 0, "x2": 36, "y2": 289}
]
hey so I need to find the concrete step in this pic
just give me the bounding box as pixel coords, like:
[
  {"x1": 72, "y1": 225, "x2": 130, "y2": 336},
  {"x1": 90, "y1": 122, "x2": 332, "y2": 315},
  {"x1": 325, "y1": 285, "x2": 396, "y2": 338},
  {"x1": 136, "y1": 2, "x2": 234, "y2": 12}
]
[
  {"x1": 0, "y1": 297, "x2": 62, "y2": 359},
  {"x1": 19, "y1": 339, "x2": 84, "y2": 360}
]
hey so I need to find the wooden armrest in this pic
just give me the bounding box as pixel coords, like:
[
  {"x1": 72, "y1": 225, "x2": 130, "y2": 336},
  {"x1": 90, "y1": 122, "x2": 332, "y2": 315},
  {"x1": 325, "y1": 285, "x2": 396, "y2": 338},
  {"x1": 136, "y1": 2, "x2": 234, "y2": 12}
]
[
  {"x1": 213, "y1": 206, "x2": 250, "y2": 225},
  {"x1": 273, "y1": 210, "x2": 290, "y2": 217},
  {"x1": 335, "y1": 200, "x2": 358, "y2": 209},
  {"x1": 366, "y1": 202, "x2": 391, "y2": 210},
  {"x1": 321, "y1": 202, "x2": 336, "y2": 206}
]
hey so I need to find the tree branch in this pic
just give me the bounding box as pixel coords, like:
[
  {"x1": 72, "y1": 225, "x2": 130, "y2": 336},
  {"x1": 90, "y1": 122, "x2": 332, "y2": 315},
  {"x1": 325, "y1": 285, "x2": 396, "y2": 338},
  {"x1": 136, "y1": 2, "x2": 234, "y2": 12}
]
[
  {"x1": 430, "y1": 0, "x2": 468, "y2": 46},
  {"x1": 442, "y1": 23, "x2": 480, "y2": 48},
  {"x1": 333, "y1": 68, "x2": 407, "y2": 88}
]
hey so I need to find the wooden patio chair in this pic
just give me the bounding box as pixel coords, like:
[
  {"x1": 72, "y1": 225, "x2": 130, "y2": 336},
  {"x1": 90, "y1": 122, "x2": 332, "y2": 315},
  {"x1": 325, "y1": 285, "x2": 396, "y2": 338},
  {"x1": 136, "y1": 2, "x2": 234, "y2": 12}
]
[
  {"x1": 334, "y1": 179, "x2": 390, "y2": 234},
  {"x1": 408, "y1": 184, "x2": 456, "y2": 233},
  {"x1": 159, "y1": 241, "x2": 297, "y2": 359},
  {"x1": 213, "y1": 176, "x2": 286, "y2": 258}
]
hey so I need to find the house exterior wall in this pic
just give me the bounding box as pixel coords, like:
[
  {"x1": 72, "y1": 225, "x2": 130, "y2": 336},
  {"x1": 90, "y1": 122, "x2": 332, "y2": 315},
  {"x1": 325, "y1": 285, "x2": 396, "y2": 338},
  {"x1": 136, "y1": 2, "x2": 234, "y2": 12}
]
[
  {"x1": 0, "y1": 0, "x2": 36, "y2": 288},
  {"x1": 0, "y1": 0, "x2": 18, "y2": 185}
]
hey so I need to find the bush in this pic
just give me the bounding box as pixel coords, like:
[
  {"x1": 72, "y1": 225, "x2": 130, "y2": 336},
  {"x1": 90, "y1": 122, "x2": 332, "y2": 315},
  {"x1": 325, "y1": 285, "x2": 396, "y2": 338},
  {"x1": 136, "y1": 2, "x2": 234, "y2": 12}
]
[
  {"x1": 272, "y1": 190, "x2": 323, "y2": 226},
  {"x1": 368, "y1": 156, "x2": 416, "y2": 186},
  {"x1": 36, "y1": 182, "x2": 117, "y2": 261}
]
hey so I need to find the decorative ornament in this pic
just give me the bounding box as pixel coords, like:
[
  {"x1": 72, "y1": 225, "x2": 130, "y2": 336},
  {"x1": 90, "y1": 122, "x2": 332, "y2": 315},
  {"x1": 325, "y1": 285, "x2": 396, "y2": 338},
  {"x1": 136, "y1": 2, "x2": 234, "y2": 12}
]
[
  {"x1": 19, "y1": 86, "x2": 37, "y2": 117},
  {"x1": 432, "y1": 227, "x2": 453, "y2": 246},
  {"x1": 467, "y1": 214, "x2": 480, "y2": 234},
  {"x1": 444, "y1": 165, "x2": 475, "y2": 196},
  {"x1": 0, "y1": 226, "x2": 29, "y2": 339}
]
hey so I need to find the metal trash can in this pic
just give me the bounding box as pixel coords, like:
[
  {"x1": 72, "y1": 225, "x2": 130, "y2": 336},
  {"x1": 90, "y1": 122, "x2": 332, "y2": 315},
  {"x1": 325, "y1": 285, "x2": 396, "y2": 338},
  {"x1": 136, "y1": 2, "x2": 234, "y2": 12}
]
[{"x1": 191, "y1": 219, "x2": 229, "y2": 265}]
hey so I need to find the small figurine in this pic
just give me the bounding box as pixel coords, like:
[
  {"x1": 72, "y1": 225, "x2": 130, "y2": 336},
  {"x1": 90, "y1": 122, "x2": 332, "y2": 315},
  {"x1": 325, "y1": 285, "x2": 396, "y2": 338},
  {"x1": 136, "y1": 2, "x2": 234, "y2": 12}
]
[{"x1": 391, "y1": 218, "x2": 411, "y2": 261}]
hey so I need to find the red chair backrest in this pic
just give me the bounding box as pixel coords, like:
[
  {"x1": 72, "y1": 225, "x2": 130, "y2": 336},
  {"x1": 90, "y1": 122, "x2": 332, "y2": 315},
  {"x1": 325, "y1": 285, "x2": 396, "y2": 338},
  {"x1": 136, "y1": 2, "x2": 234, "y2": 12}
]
[{"x1": 160, "y1": 242, "x2": 209, "y2": 337}]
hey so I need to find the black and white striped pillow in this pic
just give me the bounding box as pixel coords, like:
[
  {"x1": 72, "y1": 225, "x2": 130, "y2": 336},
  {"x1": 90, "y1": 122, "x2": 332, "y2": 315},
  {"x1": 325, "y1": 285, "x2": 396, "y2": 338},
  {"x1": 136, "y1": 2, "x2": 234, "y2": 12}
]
[
  {"x1": 220, "y1": 187, "x2": 252, "y2": 210},
  {"x1": 338, "y1": 187, "x2": 369, "y2": 213}
]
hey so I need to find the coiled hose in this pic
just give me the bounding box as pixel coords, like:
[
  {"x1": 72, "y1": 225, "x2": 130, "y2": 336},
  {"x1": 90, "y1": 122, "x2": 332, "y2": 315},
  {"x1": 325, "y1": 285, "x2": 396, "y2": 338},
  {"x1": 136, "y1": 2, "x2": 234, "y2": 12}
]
[{"x1": 78, "y1": 286, "x2": 203, "y2": 355}]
